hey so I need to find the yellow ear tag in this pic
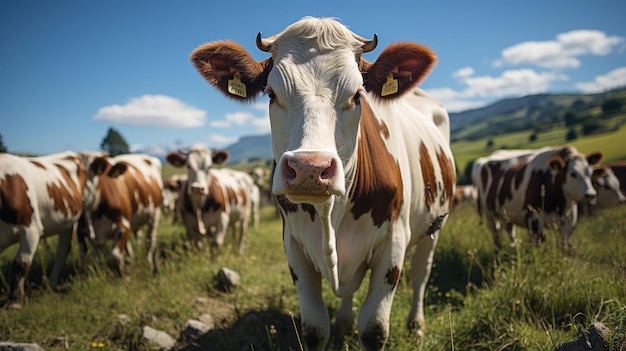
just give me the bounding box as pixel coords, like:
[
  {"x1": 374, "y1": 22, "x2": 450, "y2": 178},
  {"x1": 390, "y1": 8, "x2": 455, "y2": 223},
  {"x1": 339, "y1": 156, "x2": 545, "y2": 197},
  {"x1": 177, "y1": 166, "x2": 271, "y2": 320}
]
[
  {"x1": 228, "y1": 72, "x2": 247, "y2": 98},
  {"x1": 381, "y1": 73, "x2": 398, "y2": 97}
]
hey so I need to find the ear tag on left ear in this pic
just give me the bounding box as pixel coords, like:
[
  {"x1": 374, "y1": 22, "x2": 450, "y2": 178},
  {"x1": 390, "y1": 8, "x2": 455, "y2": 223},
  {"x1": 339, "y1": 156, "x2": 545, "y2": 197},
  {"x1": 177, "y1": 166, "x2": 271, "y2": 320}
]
[
  {"x1": 228, "y1": 72, "x2": 247, "y2": 98},
  {"x1": 381, "y1": 73, "x2": 398, "y2": 97}
]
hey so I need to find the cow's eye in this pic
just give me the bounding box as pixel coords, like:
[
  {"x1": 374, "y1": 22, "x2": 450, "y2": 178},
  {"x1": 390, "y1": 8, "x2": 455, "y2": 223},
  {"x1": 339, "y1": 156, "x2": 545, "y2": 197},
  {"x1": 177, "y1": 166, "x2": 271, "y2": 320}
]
[
  {"x1": 570, "y1": 172, "x2": 577, "y2": 178},
  {"x1": 353, "y1": 91, "x2": 361, "y2": 105},
  {"x1": 267, "y1": 89, "x2": 276, "y2": 103}
]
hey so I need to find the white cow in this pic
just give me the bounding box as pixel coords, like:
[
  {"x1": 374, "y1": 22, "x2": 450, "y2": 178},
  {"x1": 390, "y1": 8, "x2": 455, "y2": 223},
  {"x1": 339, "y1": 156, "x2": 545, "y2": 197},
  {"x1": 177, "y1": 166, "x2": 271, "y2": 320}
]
[
  {"x1": 190, "y1": 17, "x2": 456, "y2": 350},
  {"x1": 166, "y1": 146, "x2": 258, "y2": 253},
  {"x1": 0, "y1": 151, "x2": 88, "y2": 308}
]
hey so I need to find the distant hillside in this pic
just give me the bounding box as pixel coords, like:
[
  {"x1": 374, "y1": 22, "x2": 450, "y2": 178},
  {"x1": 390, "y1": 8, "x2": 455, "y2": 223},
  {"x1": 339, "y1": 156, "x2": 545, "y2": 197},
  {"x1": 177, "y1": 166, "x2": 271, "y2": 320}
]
[
  {"x1": 225, "y1": 134, "x2": 273, "y2": 164},
  {"x1": 449, "y1": 87, "x2": 626, "y2": 141}
]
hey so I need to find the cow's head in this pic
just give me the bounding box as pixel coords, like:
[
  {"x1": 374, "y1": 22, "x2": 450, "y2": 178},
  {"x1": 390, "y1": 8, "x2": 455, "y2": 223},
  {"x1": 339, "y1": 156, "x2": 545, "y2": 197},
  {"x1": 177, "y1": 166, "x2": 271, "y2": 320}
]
[
  {"x1": 166, "y1": 145, "x2": 229, "y2": 200},
  {"x1": 190, "y1": 17, "x2": 436, "y2": 205},
  {"x1": 547, "y1": 148, "x2": 603, "y2": 203},
  {"x1": 592, "y1": 166, "x2": 626, "y2": 207}
]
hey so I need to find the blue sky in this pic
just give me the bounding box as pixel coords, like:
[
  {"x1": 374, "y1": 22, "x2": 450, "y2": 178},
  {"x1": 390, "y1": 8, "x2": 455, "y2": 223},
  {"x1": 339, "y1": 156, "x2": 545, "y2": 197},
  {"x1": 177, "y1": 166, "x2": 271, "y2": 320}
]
[{"x1": 2, "y1": 1, "x2": 625, "y2": 156}]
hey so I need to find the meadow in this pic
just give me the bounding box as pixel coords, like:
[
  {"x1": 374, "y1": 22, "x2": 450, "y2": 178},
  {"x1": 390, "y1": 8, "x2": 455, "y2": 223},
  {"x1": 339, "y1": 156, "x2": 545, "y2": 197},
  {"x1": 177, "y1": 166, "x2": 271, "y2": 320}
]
[{"x1": 1, "y1": 196, "x2": 625, "y2": 350}]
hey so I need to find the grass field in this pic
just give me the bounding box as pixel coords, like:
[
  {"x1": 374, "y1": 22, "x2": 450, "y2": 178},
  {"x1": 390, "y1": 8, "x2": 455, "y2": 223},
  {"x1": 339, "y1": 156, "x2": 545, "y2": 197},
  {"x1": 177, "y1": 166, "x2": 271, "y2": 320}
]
[{"x1": 1, "y1": 199, "x2": 625, "y2": 350}]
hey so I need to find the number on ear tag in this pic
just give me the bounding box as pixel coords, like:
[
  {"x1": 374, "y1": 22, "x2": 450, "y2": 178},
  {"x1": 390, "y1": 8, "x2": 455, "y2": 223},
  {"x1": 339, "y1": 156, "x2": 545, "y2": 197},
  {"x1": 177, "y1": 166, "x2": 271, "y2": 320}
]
[
  {"x1": 228, "y1": 72, "x2": 247, "y2": 98},
  {"x1": 381, "y1": 74, "x2": 398, "y2": 97}
]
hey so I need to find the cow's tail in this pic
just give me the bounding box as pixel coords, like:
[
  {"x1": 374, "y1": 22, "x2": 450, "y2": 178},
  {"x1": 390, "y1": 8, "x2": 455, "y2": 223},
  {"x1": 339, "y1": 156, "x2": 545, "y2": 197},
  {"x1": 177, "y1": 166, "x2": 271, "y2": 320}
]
[{"x1": 319, "y1": 202, "x2": 339, "y2": 293}]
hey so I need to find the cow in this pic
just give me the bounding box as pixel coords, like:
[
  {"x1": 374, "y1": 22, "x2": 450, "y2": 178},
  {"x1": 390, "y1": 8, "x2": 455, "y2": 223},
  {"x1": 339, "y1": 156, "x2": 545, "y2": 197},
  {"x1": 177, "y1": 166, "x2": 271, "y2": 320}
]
[
  {"x1": 0, "y1": 151, "x2": 88, "y2": 308},
  {"x1": 453, "y1": 184, "x2": 478, "y2": 207},
  {"x1": 161, "y1": 174, "x2": 187, "y2": 223},
  {"x1": 471, "y1": 145, "x2": 602, "y2": 252},
  {"x1": 166, "y1": 146, "x2": 259, "y2": 253},
  {"x1": 80, "y1": 153, "x2": 163, "y2": 274},
  {"x1": 606, "y1": 160, "x2": 626, "y2": 195},
  {"x1": 579, "y1": 165, "x2": 625, "y2": 215},
  {"x1": 189, "y1": 17, "x2": 456, "y2": 350}
]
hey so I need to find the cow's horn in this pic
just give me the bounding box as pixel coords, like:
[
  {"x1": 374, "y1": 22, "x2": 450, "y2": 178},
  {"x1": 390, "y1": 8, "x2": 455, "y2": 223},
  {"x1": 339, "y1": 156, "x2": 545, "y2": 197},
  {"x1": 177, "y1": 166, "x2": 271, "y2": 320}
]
[
  {"x1": 355, "y1": 33, "x2": 378, "y2": 53},
  {"x1": 256, "y1": 32, "x2": 272, "y2": 52}
]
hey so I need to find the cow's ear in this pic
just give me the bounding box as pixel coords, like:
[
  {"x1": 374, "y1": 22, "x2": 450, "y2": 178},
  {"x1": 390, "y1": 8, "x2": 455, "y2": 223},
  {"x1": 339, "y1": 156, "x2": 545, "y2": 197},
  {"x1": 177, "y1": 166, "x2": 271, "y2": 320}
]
[
  {"x1": 587, "y1": 152, "x2": 603, "y2": 166},
  {"x1": 212, "y1": 151, "x2": 230, "y2": 165},
  {"x1": 364, "y1": 42, "x2": 436, "y2": 100},
  {"x1": 90, "y1": 157, "x2": 110, "y2": 176},
  {"x1": 166, "y1": 152, "x2": 187, "y2": 168},
  {"x1": 190, "y1": 41, "x2": 272, "y2": 101},
  {"x1": 108, "y1": 163, "x2": 128, "y2": 178},
  {"x1": 548, "y1": 155, "x2": 566, "y2": 171}
]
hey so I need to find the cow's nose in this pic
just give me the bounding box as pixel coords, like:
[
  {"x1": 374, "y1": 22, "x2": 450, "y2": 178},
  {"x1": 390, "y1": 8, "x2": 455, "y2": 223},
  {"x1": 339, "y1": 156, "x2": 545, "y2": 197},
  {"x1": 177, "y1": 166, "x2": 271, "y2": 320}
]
[
  {"x1": 584, "y1": 193, "x2": 597, "y2": 204},
  {"x1": 283, "y1": 155, "x2": 337, "y2": 189},
  {"x1": 191, "y1": 184, "x2": 205, "y2": 194}
]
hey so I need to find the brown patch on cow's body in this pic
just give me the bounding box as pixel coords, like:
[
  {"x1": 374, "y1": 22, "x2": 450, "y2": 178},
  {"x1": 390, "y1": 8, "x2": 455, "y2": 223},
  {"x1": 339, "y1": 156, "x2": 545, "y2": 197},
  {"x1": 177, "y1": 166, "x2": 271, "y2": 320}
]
[
  {"x1": 419, "y1": 142, "x2": 437, "y2": 210},
  {"x1": 525, "y1": 168, "x2": 566, "y2": 216},
  {"x1": 349, "y1": 99, "x2": 403, "y2": 227},
  {"x1": 497, "y1": 160, "x2": 528, "y2": 208},
  {"x1": 47, "y1": 165, "x2": 84, "y2": 217},
  {"x1": 0, "y1": 174, "x2": 34, "y2": 226},
  {"x1": 205, "y1": 175, "x2": 227, "y2": 212},
  {"x1": 385, "y1": 266, "x2": 401, "y2": 289},
  {"x1": 436, "y1": 147, "x2": 456, "y2": 210},
  {"x1": 29, "y1": 161, "x2": 45, "y2": 169}
]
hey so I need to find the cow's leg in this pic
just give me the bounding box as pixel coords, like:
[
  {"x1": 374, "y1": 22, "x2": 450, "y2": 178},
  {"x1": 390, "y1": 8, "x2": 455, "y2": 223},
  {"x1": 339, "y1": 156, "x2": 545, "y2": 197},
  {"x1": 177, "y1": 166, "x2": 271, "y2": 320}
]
[
  {"x1": 486, "y1": 216, "x2": 502, "y2": 252},
  {"x1": 212, "y1": 212, "x2": 230, "y2": 251},
  {"x1": 8, "y1": 227, "x2": 40, "y2": 309},
  {"x1": 145, "y1": 210, "x2": 160, "y2": 272},
  {"x1": 285, "y1": 233, "x2": 329, "y2": 351},
  {"x1": 504, "y1": 223, "x2": 518, "y2": 247},
  {"x1": 406, "y1": 233, "x2": 439, "y2": 341},
  {"x1": 358, "y1": 237, "x2": 408, "y2": 350},
  {"x1": 238, "y1": 213, "x2": 250, "y2": 254},
  {"x1": 109, "y1": 218, "x2": 131, "y2": 274},
  {"x1": 48, "y1": 226, "x2": 74, "y2": 288}
]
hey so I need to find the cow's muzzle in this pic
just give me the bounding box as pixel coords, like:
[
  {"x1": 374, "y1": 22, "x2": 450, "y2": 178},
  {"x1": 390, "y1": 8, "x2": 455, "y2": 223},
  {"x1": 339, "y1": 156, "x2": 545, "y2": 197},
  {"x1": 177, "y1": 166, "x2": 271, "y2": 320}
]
[{"x1": 274, "y1": 150, "x2": 345, "y2": 204}]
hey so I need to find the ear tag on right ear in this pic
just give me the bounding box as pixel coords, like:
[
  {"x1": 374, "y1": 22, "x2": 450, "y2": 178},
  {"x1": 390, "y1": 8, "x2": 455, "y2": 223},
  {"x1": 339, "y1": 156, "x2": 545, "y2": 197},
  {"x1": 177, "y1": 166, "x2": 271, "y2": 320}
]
[
  {"x1": 228, "y1": 72, "x2": 247, "y2": 98},
  {"x1": 381, "y1": 73, "x2": 398, "y2": 97}
]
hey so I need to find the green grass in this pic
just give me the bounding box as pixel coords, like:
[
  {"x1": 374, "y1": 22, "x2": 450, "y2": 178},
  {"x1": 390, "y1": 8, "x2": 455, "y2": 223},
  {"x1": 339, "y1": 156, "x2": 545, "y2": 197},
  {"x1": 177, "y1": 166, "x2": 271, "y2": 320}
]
[{"x1": 2, "y1": 202, "x2": 625, "y2": 350}]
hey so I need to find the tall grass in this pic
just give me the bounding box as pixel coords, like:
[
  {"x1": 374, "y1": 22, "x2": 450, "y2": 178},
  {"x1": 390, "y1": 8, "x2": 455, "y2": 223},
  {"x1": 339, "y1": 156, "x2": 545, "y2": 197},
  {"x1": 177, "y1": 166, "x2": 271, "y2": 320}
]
[{"x1": 1, "y1": 203, "x2": 625, "y2": 350}]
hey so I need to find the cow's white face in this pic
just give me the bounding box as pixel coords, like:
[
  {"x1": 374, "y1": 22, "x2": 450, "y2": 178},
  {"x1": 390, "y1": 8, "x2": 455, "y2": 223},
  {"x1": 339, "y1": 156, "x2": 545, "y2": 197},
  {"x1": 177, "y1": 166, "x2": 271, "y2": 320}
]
[
  {"x1": 594, "y1": 167, "x2": 626, "y2": 206},
  {"x1": 561, "y1": 156, "x2": 596, "y2": 203},
  {"x1": 185, "y1": 149, "x2": 213, "y2": 199},
  {"x1": 267, "y1": 41, "x2": 363, "y2": 205}
]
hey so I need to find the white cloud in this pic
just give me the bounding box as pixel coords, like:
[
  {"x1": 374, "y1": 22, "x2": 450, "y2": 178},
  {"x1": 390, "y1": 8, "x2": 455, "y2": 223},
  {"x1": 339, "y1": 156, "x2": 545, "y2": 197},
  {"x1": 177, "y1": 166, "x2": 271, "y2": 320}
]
[
  {"x1": 430, "y1": 69, "x2": 567, "y2": 113},
  {"x1": 208, "y1": 134, "x2": 239, "y2": 146},
  {"x1": 453, "y1": 67, "x2": 475, "y2": 79},
  {"x1": 576, "y1": 66, "x2": 626, "y2": 93},
  {"x1": 496, "y1": 29, "x2": 624, "y2": 69},
  {"x1": 94, "y1": 95, "x2": 206, "y2": 128},
  {"x1": 463, "y1": 69, "x2": 567, "y2": 98}
]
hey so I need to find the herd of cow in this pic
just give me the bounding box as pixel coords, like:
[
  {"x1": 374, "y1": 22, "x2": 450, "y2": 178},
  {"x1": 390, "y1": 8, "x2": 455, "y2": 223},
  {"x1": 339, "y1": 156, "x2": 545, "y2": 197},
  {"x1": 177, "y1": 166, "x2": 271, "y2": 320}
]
[
  {"x1": 2, "y1": 17, "x2": 625, "y2": 351},
  {"x1": 0, "y1": 145, "x2": 261, "y2": 311}
]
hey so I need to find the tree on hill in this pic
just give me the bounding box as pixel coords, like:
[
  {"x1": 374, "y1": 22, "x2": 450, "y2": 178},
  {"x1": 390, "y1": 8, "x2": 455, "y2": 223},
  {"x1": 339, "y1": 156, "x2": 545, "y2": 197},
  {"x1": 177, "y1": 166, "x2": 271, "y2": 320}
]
[
  {"x1": 0, "y1": 133, "x2": 7, "y2": 153},
  {"x1": 601, "y1": 98, "x2": 622, "y2": 117},
  {"x1": 100, "y1": 127, "x2": 130, "y2": 157}
]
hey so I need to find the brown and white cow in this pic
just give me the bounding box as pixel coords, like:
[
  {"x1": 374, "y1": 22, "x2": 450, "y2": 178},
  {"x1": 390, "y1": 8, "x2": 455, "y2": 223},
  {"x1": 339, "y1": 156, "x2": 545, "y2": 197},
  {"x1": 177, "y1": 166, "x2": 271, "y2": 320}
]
[
  {"x1": 0, "y1": 151, "x2": 88, "y2": 308},
  {"x1": 190, "y1": 17, "x2": 456, "y2": 350},
  {"x1": 166, "y1": 146, "x2": 259, "y2": 253},
  {"x1": 161, "y1": 173, "x2": 187, "y2": 223},
  {"x1": 472, "y1": 145, "x2": 602, "y2": 251},
  {"x1": 80, "y1": 154, "x2": 163, "y2": 273}
]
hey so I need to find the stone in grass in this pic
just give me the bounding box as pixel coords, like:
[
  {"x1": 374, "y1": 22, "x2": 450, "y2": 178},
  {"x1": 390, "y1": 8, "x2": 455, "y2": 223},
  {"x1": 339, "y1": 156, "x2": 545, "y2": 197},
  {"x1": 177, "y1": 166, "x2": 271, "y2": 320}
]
[
  {"x1": 183, "y1": 318, "x2": 213, "y2": 340},
  {"x1": 142, "y1": 326, "x2": 176, "y2": 351},
  {"x1": 0, "y1": 343, "x2": 45, "y2": 351},
  {"x1": 216, "y1": 267, "x2": 241, "y2": 293}
]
